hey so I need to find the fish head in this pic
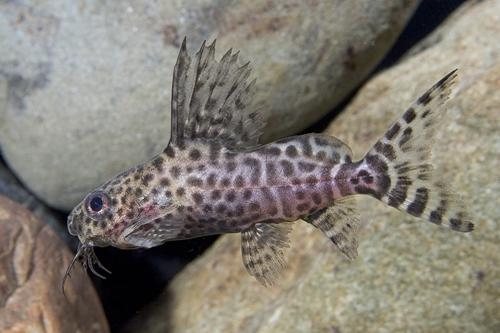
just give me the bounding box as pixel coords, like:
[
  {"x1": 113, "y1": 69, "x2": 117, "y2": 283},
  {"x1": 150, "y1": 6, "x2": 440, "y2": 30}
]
[{"x1": 67, "y1": 188, "x2": 120, "y2": 248}]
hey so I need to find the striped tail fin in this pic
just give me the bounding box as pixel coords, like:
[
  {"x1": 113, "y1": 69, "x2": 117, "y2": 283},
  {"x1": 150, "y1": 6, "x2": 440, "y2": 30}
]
[{"x1": 360, "y1": 70, "x2": 473, "y2": 232}]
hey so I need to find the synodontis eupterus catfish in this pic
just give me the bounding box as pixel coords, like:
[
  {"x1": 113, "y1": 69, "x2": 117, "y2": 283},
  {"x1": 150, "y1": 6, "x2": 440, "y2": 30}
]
[{"x1": 63, "y1": 39, "x2": 473, "y2": 290}]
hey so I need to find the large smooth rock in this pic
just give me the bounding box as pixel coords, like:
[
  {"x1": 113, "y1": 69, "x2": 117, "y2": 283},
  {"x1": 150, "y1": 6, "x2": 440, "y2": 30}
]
[
  {"x1": 124, "y1": 1, "x2": 500, "y2": 332},
  {"x1": 0, "y1": 196, "x2": 109, "y2": 332},
  {"x1": 0, "y1": 0, "x2": 420, "y2": 210}
]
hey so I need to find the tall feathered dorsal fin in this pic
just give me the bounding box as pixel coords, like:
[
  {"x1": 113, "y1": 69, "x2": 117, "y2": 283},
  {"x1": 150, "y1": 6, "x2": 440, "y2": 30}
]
[{"x1": 169, "y1": 38, "x2": 266, "y2": 150}]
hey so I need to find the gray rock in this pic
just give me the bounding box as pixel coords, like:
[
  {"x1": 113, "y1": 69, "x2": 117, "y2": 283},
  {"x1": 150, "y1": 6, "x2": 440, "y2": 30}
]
[
  {"x1": 124, "y1": 1, "x2": 500, "y2": 332},
  {"x1": 0, "y1": 0, "x2": 420, "y2": 210}
]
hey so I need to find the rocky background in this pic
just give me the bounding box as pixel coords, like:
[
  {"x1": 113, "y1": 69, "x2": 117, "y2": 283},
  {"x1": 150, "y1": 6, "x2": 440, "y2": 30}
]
[{"x1": 1, "y1": 0, "x2": 499, "y2": 332}]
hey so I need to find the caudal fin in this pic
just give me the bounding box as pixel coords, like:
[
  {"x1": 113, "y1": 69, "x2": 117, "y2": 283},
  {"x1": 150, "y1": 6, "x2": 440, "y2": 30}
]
[{"x1": 359, "y1": 70, "x2": 473, "y2": 232}]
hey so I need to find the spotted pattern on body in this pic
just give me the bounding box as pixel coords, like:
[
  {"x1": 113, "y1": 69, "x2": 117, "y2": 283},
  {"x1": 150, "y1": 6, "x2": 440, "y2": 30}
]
[{"x1": 64, "y1": 40, "x2": 473, "y2": 291}]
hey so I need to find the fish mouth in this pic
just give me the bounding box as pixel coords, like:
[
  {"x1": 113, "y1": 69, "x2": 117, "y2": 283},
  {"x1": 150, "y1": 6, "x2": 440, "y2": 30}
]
[{"x1": 61, "y1": 242, "x2": 112, "y2": 296}]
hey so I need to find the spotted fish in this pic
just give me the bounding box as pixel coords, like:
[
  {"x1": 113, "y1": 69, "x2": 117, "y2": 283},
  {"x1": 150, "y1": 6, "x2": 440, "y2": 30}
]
[{"x1": 64, "y1": 39, "x2": 473, "y2": 290}]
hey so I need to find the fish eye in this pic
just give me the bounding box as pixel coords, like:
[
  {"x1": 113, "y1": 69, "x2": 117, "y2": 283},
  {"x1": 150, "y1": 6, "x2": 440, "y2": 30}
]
[
  {"x1": 84, "y1": 191, "x2": 110, "y2": 219},
  {"x1": 90, "y1": 196, "x2": 104, "y2": 212}
]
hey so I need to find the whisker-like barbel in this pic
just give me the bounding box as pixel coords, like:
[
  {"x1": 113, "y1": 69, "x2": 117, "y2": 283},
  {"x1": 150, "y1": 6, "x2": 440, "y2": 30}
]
[{"x1": 62, "y1": 244, "x2": 111, "y2": 297}]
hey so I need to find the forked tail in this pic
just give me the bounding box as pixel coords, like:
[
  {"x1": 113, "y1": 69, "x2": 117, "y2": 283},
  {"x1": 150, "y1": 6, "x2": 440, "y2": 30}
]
[{"x1": 356, "y1": 70, "x2": 473, "y2": 232}]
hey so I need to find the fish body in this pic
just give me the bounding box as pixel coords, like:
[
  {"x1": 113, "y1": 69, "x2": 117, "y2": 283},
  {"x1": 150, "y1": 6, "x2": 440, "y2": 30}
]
[{"x1": 65, "y1": 39, "x2": 473, "y2": 288}]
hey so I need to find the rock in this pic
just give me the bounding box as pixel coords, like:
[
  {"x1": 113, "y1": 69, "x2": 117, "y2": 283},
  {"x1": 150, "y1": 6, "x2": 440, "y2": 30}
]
[
  {"x1": 0, "y1": 196, "x2": 109, "y2": 332},
  {"x1": 0, "y1": 162, "x2": 73, "y2": 246},
  {"x1": 124, "y1": 1, "x2": 500, "y2": 332},
  {"x1": 0, "y1": 0, "x2": 420, "y2": 210}
]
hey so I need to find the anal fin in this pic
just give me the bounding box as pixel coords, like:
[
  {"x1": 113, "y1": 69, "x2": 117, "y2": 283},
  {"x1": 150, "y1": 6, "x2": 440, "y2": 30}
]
[
  {"x1": 241, "y1": 222, "x2": 292, "y2": 287},
  {"x1": 303, "y1": 197, "x2": 360, "y2": 260}
]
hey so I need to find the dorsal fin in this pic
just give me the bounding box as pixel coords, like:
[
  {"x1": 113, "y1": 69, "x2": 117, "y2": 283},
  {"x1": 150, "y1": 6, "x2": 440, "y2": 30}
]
[{"x1": 169, "y1": 38, "x2": 266, "y2": 150}]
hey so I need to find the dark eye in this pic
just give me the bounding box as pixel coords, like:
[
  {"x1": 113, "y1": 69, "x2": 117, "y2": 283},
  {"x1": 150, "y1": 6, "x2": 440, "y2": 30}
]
[
  {"x1": 89, "y1": 196, "x2": 104, "y2": 212},
  {"x1": 84, "y1": 191, "x2": 110, "y2": 219}
]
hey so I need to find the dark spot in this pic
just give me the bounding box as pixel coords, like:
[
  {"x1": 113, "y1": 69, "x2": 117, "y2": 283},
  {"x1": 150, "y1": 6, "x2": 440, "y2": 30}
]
[
  {"x1": 399, "y1": 127, "x2": 413, "y2": 148},
  {"x1": 249, "y1": 202, "x2": 260, "y2": 211},
  {"x1": 403, "y1": 107, "x2": 416, "y2": 123},
  {"x1": 299, "y1": 137, "x2": 313, "y2": 156},
  {"x1": 142, "y1": 173, "x2": 154, "y2": 186},
  {"x1": 261, "y1": 146, "x2": 281, "y2": 156},
  {"x1": 297, "y1": 202, "x2": 310, "y2": 212},
  {"x1": 244, "y1": 157, "x2": 259, "y2": 167},
  {"x1": 285, "y1": 145, "x2": 298, "y2": 158},
  {"x1": 226, "y1": 161, "x2": 237, "y2": 173},
  {"x1": 365, "y1": 154, "x2": 389, "y2": 174},
  {"x1": 235, "y1": 204, "x2": 245, "y2": 215},
  {"x1": 170, "y1": 166, "x2": 181, "y2": 178},
  {"x1": 350, "y1": 177, "x2": 359, "y2": 185},
  {"x1": 295, "y1": 190, "x2": 306, "y2": 200},
  {"x1": 225, "y1": 190, "x2": 236, "y2": 202},
  {"x1": 316, "y1": 151, "x2": 327, "y2": 161},
  {"x1": 160, "y1": 177, "x2": 170, "y2": 187},
  {"x1": 291, "y1": 178, "x2": 302, "y2": 185},
  {"x1": 311, "y1": 192, "x2": 322, "y2": 205},
  {"x1": 189, "y1": 149, "x2": 201, "y2": 161},
  {"x1": 153, "y1": 156, "x2": 165, "y2": 171},
  {"x1": 135, "y1": 188, "x2": 143, "y2": 197},
  {"x1": 280, "y1": 160, "x2": 294, "y2": 177},
  {"x1": 418, "y1": 91, "x2": 432, "y2": 105},
  {"x1": 164, "y1": 145, "x2": 175, "y2": 158},
  {"x1": 298, "y1": 161, "x2": 316, "y2": 172},
  {"x1": 211, "y1": 190, "x2": 221, "y2": 200},
  {"x1": 221, "y1": 178, "x2": 231, "y2": 187},
  {"x1": 243, "y1": 189, "x2": 252, "y2": 200},
  {"x1": 374, "y1": 142, "x2": 396, "y2": 161},
  {"x1": 266, "y1": 162, "x2": 277, "y2": 184},
  {"x1": 387, "y1": 176, "x2": 412, "y2": 207},
  {"x1": 207, "y1": 173, "x2": 217, "y2": 186},
  {"x1": 406, "y1": 187, "x2": 429, "y2": 216},
  {"x1": 269, "y1": 206, "x2": 278, "y2": 216},
  {"x1": 215, "y1": 203, "x2": 227, "y2": 214},
  {"x1": 176, "y1": 187, "x2": 185, "y2": 197},
  {"x1": 358, "y1": 169, "x2": 374, "y2": 184},
  {"x1": 305, "y1": 175, "x2": 318, "y2": 185},
  {"x1": 192, "y1": 192, "x2": 203, "y2": 204},
  {"x1": 422, "y1": 109, "x2": 431, "y2": 119},
  {"x1": 385, "y1": 123, "x2": 401, "y2": 140},
  {"x1": 203, "y1": 205, "x2": 213, "y2": 213},
  {"x1": 187, "y1": 176, "x2": 203, "y2": 187},
  {"x1": 234, "y1": 175, "x2": 245, "y2": 187},
  {"x1": 314, "y1": 136, "x2": 329, "y2": 146}
]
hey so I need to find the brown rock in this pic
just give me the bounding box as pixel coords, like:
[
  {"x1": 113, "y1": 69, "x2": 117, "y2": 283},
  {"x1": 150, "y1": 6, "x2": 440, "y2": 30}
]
[
  {"x1": 0, "y1": 196, "x2": 109, "y2": 333},
  {"x1": 125, "y1": 1, "x2": 500, "y2": 332}
]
